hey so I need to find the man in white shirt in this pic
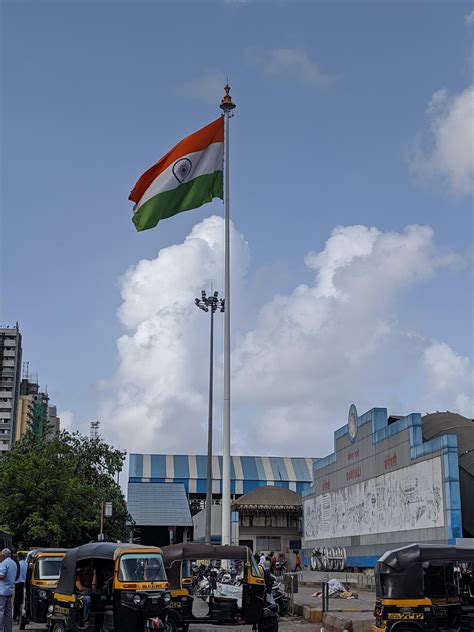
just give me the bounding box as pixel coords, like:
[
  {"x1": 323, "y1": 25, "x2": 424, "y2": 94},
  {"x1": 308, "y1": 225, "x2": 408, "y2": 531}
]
[
  {"x1": 14, "y1": 552, "x2": 27, "y2": 621},
  {"x1": 0, "y1": 548, "x2": 18, "y2": 632}
]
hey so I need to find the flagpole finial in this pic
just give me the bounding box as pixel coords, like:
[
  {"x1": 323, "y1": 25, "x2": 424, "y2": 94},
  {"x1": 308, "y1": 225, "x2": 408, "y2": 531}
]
[{"x1": 220, "y1": 83, "x2": 236, "y2": 112}]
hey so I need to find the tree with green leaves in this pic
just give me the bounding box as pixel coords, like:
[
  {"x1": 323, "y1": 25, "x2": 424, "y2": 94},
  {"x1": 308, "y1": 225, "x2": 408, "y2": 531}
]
[{"x1": 0, "y1": 429, "x2": 132, "y2": 548}]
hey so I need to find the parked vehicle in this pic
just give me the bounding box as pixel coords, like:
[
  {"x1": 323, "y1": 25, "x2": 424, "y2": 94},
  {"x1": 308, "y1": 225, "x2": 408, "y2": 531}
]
[
  {"x1": 373, "y1": 544, "x2": 474, "y2": 632},
  {"x1": 47, "y1": 542, "x2": 173, "y2": 632},
  {"x1": 19, "y1": 548, "x2": 68, "y2": 630},
  {"x1": 162, "y1": 543, "x2": 278, "y2": 631},
  {"x1": 268, "y1": 574, "x2": 287, "y2": 616}
]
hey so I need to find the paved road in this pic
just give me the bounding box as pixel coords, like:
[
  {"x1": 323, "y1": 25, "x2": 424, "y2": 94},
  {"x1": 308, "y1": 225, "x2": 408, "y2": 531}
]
[{"x1": 14, "y1": 617, "x2": 321, "y2": 631}]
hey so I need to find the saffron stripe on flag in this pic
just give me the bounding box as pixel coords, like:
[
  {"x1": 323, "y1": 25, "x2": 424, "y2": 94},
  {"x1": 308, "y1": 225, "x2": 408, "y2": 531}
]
[{"x1": 129, "y1": 116, "x2": 224, "y2": 204}]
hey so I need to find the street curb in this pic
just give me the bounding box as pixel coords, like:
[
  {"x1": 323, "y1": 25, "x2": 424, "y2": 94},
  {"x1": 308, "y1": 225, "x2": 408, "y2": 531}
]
[{"x1": 299, "y1": 606, "x2": 373, "y2": 631}]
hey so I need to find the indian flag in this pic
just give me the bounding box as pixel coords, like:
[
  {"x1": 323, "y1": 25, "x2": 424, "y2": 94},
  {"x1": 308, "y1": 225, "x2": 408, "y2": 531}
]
[{"x1": 129, "y1": 117, "x2": 224, "y2": 231}]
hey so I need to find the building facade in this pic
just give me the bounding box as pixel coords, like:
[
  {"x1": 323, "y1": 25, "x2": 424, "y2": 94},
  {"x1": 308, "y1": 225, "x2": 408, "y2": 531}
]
[
  {"x1": 0, "y1": 325, "x2": 22, "y2": 451},
  {"x1": 128, "y1": 454, "x2": 313, "y2": 546},
  {"x1": 303, "y1": 406, "x2": 471, "y2": 568},
  {"x1": 15, "y1": 379, "x2": 60, "y2": 440},
  {"x1": 231, "y1": 486, "x2": 303, "y2": 554}
]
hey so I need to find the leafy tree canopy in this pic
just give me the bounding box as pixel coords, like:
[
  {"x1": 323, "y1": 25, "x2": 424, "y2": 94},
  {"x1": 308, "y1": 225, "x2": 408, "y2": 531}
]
[{"x1": 0, "y1": 429, "x2": 131, "y2": 548}]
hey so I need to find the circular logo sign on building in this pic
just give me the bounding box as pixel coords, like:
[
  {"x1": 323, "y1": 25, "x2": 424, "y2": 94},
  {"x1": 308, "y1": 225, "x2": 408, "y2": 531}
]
[{"x1": 348, "y1": 404, "x2": 358, "y2": 443}]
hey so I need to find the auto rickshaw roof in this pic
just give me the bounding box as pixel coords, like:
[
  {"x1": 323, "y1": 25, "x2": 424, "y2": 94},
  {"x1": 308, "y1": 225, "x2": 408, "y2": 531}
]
[
  {"x1": 56, "y1": 542, "x2": 163, "y2": 595},
  {"x1": 377, "y1": 544, "x2": 474, "y2": 572},
  {"x1": 162, "y1": 543, "x2": 250, "y2": 566},
  {"x1": 27, "y1": 548, "x2": 68, "y2": 559}
]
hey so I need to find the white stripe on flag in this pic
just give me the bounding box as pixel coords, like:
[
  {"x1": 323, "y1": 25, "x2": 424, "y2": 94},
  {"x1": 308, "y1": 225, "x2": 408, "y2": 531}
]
[{"x1": 136, "y1": 142, "x2": 223, "y2": 211}]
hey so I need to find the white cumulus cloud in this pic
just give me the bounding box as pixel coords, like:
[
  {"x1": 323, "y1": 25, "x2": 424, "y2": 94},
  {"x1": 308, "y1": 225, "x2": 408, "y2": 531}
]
[
  {"x1": 422, "y1": 342, "x2": 474, "y2": 414},
  {"x1": 465, "y1": 10, "x2": 474, "y2": 25},
  {"x1": 99, "y1": 218, "x2": 471, "y2": 457},
  {"x1": 176, "y1": 70, "x2": 228, "y2": 104},
  {"x1": 249, "y1": 47, "x2": 333, "y2": 89},
  {"x1": 409, "y1": 85, "x2": 474, "y2": 196},
  {"x1": 99, "y1": 216, "x2": 249, "y2": 454}
]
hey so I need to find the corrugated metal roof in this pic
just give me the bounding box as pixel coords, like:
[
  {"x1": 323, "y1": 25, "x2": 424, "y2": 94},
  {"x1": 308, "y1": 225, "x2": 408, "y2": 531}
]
[
  {"x1": 128, "y1": 454, "x2": 313, "y2": 495},
  {"x1": 128, "y1": 482, "x2": 193, "y2": 527},
  {"x1": 423, "y1": 412, "x2": 474, "y2": 476}
]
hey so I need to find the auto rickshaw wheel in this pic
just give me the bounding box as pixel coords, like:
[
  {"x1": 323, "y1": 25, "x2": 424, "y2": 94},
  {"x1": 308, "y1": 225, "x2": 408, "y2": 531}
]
[
  {"x1": 164, "y1": 617, "x2": 178, "y2": 632},
  {"x1": 52, "y1": 622, "x2": 67, "y2": 632}
]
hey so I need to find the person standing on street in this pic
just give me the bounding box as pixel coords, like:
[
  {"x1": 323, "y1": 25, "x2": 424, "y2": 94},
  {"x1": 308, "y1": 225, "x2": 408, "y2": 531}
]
[
  {"x1": 0, "y1": 548, "x2": 18, "y2": 632},
  {"x1": 14, "y1": 552, "x2": 27, "y2": 621},
  {"x1": 294, "y1": 550, "x2": 303, "y2": 571}
]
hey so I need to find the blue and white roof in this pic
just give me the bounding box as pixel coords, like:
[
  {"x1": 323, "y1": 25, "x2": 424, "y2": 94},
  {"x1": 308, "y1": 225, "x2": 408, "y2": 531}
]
[
  {"x1": 129, "y1": 454, "x2": 314, "y2": 495},
  {"x1": 128, "y1": 482, "x2": 193, "y2": 527}
]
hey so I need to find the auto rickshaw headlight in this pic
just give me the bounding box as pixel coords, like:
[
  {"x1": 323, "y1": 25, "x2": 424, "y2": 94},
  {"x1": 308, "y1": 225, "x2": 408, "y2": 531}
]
[
  {"x1": 133, "y1": 594, "x2": 143, "y2": 606},
  {"x1": 38, "y1": 590, "x2": 48, "y2": 600},
  {"x1": 48, "y1": 605, "x2": 54, "y2": 613},
  {"x1": 163, "y1": 593, "x2": 171, "y2": 604}
]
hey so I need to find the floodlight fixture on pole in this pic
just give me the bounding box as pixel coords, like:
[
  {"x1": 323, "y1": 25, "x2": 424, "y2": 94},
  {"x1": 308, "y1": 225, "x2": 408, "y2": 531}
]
[
  {"x1": 194, "y1": 289, "x2": 225, "y2": 544},
  {"x1": 219, "y1": 83, "x2": 236, "y2": 547}
]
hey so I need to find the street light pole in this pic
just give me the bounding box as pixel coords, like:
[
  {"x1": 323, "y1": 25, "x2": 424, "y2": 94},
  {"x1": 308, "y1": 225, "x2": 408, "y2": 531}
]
[{"x1": 195, "y1": 290, "x2": 225, "y2": 544}]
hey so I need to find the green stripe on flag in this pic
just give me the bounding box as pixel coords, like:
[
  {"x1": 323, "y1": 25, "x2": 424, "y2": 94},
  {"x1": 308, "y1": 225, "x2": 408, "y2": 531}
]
[{"x1": 132, "y1": 171, "x2": 223, "y2": 232}]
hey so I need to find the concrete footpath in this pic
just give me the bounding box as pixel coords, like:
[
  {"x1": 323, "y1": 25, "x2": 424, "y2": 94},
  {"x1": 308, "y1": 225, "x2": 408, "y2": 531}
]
[{"x1": 285, "y1": 570, "x2": 376, "y2": 631}]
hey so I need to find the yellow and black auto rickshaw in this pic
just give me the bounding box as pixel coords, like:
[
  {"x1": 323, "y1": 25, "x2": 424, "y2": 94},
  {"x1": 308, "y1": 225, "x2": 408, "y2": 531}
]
[
  {"x1": 19, "y1": 548, "x2": 68, "y2": 630},
  {"x1": 47, "y1": 542, "x2": 174, "y2": 632},
  {"x1": 373, "y1": 544, "x2": 474, "y2": 631},
  {"x1": 161, "y1": 543, "x2": 277, "y2": 631}
]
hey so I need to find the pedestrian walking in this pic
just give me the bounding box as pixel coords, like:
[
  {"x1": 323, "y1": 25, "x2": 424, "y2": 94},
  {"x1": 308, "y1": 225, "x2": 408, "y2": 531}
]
[
  {"x1": 294, "y1": 550, "x2": 303, "y2": 571},
  {"x1": 0, "y1": 548, "x2": 18, "y2": 632},
  {"x1": 269, "y1": 551, "x2": 276, "y2": 573},
  {"x1": 13, "y1": 552, "x2": 27, "y2": 621}
]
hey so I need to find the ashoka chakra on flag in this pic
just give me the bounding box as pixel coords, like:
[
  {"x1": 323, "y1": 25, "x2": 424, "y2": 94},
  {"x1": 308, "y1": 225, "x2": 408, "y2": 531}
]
[{"x1": 129, "y1": 117, "x2": 224, "y2": 231}]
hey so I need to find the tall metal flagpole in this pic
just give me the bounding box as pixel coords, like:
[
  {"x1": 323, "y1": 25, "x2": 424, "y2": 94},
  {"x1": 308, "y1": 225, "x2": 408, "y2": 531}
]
[{"x1": 220, "y1": 84, "x2": 235, "y2": 546}]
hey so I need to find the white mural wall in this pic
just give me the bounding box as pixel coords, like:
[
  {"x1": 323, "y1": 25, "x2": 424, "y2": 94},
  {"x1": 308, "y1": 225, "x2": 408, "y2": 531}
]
[{"x1": 304, "y1": 457, "x2": 444, "y2": 541}]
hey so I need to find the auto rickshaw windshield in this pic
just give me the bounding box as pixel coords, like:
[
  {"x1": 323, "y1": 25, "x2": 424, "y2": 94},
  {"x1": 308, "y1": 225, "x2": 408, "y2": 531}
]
[
  {"x1": 34, "y1": 556, "x2": 63, "y2": 580},
  {"x1": 249, "y1": 555, "x2": 263, "y2": 578},
  {"x1": 118, "y1": 553, "x2": 166, "y2": 582}
]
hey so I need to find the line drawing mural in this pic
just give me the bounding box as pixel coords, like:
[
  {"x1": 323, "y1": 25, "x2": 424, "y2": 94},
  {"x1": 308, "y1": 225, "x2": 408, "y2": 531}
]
[{"x1": 304, "y1": 457, "x2": 444, "y2": 540}]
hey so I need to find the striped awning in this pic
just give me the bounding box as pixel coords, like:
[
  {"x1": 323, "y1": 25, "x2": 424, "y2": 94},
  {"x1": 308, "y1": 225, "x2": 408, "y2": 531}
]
[{"x1": 129, "y1": 454, "x2": 314, "y2": 496}]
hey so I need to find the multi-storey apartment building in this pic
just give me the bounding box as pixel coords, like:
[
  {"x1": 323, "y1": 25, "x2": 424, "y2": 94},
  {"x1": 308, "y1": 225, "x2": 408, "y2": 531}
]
[{"x1": 0, "y1": 324, "x2": 22, "y2": 451}]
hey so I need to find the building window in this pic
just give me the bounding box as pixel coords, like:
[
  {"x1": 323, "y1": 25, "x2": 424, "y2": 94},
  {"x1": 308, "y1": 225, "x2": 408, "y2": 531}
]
[
  {"x1": 256, "y1": 537, "x2": 281, "y2": 552},
  {"x1": 289, "y1": 540, "x2": 302, "y2": 550}
]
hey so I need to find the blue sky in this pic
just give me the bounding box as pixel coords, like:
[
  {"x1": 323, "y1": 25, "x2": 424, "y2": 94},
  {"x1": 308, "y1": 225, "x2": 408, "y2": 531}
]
[{"x1": 2, "y1": 0, "x2": 473, "y2": 455}]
